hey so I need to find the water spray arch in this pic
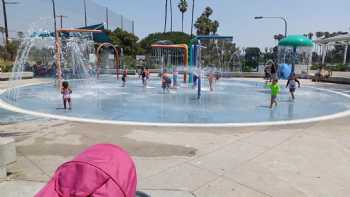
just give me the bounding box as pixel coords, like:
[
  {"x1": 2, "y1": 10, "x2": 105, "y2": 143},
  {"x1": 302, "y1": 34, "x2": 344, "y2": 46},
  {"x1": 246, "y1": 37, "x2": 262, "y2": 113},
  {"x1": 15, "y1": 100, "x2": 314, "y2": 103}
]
[
  {"x1": 151, "y1": 44, "x2": 189, "y2": 83},
  {"x1": 55, "y1": 28, "x2": 102, "y2": 84},
  {"x1": 96, "y1": 43, "x2": 121, "y2": 79}
]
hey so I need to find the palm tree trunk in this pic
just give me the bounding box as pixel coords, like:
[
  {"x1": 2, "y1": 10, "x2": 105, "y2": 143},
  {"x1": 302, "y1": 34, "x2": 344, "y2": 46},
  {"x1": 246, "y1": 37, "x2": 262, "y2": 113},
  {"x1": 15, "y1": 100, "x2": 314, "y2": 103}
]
[
  {"x1": 191, "y1": 0, "x2": 195, "y2": 36},
  {"x1": 164, "y1": 0, "x2": 168, "y2": 33},
  {"x1": 181, "y1": 13, "x2": 184, "y2": 32},
  {"x1": 170, "y1": 0, "x2": 173, "y2": 32}
]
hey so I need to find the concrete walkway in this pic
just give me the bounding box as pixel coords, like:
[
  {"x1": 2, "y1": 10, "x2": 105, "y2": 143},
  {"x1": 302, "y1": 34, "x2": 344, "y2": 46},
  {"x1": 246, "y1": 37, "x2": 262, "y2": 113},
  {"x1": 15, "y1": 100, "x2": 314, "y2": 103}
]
[
  {"x1": 1, "y1": 117, "x2": 350, "y2": 197},
  {"x1": 0, "y1": 78, "x2": 350, "y2": 197}
]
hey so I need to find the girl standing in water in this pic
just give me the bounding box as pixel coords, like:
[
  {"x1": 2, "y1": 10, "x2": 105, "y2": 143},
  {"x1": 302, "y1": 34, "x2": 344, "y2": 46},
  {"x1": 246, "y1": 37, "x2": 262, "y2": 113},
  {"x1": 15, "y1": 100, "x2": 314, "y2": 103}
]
[{"x1": 61, "y1": 81, "x2": 72, "y2": 110}]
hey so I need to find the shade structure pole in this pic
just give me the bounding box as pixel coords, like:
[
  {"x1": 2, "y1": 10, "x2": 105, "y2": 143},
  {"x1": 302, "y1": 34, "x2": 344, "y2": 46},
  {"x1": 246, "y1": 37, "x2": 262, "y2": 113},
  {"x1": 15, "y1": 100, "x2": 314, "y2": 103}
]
[
  {"x1": 291, "y1": 46, "x2": 296, "y2": 76},
  {"x1": 197, "y1": 41, "x2": 202, "y2": 99},
  {"x1": 308, "y1": 48, "x2": 312, "y2": 73}
]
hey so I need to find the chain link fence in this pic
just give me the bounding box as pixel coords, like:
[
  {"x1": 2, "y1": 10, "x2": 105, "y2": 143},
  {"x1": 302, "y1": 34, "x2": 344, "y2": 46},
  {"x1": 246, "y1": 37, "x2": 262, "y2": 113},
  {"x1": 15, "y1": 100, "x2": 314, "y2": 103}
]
[{"x1": 0, "y1": 0, "x2": 134, "y2": 40}]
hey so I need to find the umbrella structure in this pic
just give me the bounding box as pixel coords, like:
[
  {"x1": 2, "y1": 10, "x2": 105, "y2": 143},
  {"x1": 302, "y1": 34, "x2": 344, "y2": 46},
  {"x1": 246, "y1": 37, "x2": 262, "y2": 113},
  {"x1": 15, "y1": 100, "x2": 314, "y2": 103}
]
[{"x1": 278, "y1": 35, "x2": 313, "y2": 75}]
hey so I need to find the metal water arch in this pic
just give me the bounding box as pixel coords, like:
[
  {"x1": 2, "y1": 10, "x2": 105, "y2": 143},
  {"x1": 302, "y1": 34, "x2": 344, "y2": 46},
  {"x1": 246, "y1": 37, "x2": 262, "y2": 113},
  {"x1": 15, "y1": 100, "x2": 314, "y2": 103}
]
[{"x1": 96, "y1": 43, "x2": 121, "y2": 79}]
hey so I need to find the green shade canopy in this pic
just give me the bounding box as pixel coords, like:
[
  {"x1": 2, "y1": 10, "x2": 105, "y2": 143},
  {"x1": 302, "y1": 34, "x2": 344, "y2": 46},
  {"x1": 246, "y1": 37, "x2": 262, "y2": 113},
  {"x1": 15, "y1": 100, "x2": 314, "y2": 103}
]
[{"x1": 279, "y1": 35, "x2": 313, "y2": 47}]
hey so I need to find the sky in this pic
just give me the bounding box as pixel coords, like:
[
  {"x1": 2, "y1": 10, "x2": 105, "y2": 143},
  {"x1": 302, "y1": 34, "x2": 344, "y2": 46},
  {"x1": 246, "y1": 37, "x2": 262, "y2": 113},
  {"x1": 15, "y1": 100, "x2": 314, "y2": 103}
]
[{"x1": 1, "y1": 0, "x2": 349, "y2": 48}]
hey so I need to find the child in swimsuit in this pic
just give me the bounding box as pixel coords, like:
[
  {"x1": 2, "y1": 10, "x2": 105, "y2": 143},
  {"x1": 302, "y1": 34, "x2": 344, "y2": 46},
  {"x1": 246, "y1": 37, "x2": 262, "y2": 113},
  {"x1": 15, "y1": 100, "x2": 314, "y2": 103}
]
[
  {"x1": 162, "y1": 69, "x2": 171, "y2": 92},
  {"x1": 145, "y1": 68, "x2": 150, "y2": 86},
  {"x1": 140, "y1": 67, "x2": 147, "y2": 87},
  {"x1": 172, "y1": 66, "x2": 178, "y2": 88},
  {"x1": 286, "y1": 74, "x2": 301, "y2": 100},
  {"x1": 145, "y1": 68, "x2": 150, "y2": 80},
  {"x1": 208, "y1": 72, "x2": 215, "y2": 91},
  {"x1": 61, "y1": 81, "x2": 72, "y2": 110},
  {"x1": 122, "y1": 68, "x2": 128, "y2": 87},
  {"x1": 266, "y1": 79, "x2": 280, "y2": 108}
]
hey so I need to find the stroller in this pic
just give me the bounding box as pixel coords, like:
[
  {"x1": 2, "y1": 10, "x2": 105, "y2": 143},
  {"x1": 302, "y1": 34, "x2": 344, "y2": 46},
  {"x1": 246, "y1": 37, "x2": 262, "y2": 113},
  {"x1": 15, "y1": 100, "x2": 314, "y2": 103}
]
[{"x1": 35, "y1": 144, "x2": 149, "y2": 197}]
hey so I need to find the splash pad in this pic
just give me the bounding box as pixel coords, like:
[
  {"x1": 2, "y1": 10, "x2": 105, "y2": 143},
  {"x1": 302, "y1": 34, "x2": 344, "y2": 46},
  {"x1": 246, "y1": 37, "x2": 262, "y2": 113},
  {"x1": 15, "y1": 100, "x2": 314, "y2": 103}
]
[
  {"x1": 1, "y1": 77, "x2": 350, "y2": 126},
  {"x1": 2, "y1": 30, "x2": 350, "y2": 127}
]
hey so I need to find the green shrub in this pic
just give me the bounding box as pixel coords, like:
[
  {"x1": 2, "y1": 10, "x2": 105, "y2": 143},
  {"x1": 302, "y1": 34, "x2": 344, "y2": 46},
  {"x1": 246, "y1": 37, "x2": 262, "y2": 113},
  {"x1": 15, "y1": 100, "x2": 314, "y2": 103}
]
[
  {"x1": 333, "y1": 64, "x2": 347, "y2": 71},
  {"x1": 123, "y1": 56, "x2": 137, "y2": 69},
  {"x1": 310, "y1": 64, "x2": 320, "y2": 70},
  {"x1": 0, "y1": 59, "x2": 13, "y2": 72},
  {"x1": 310, "y1": 64, "x2": 349, "y2": 72},
  {"x1": 242, "y1": 60, "x2": 257, "y2": 72}
]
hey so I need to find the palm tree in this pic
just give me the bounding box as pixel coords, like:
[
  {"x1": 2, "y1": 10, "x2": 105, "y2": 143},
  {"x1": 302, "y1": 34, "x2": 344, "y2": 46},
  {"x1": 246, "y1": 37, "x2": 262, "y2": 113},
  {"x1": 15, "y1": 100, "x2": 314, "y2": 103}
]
[
  {"x1": 178, "y1": 0, "x2": 188, "y2": 32},
  {"x1": 190, "y1": 0, "x2": 195, "y2": 36},
  {"x1": 211, "y1": 20, "x2": 219, "y2": 35},
  {"x1": 324, "y1": 32, "x2": 330, "y2": 38},
  {"x1": 164, "y1": 0, "x2": 168, "y2": 32}
]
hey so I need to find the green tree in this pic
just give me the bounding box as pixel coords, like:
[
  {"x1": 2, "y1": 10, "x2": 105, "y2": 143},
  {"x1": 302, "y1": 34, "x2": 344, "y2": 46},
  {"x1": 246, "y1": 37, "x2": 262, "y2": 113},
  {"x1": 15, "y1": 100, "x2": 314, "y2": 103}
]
[
  {"x1": 109, "y1": 28, "x2": 140, "y2": 56},
  {"x1": 194, "y1": 6, "x2": 219, "y2": 35},
  {"x1": 139, "y1": 31, "x2": 191, "y2": 54},
  {"x1": 324, "y1": 32, "x2": 330, "y2": 38},
  {"x1": 203, "y1": 6, "x2": 213, "y2": 17},
  {"x1": 178, "y1": 0, "x2": 188, "y2": 32},
  {"x1": 211, "y1": 20, "x2": 219, "y2": 35},
  {"x1": 6, "y1": 40, "x2": 20, "y2": 61},
  {"x1": 244, "y1": 47, "x2": 261, "y2": 71},
  {"x1": 315, "y1": 32, "x2": 324, "y2": 39}
]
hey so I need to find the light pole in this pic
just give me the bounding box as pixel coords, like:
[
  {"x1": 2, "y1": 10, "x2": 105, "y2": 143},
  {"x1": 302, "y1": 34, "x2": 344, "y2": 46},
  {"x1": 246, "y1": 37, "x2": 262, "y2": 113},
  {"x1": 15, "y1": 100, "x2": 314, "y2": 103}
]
[
  {"x1": 169, "y1": 0, "x2": 172, "y2": 32},
  {"x1": 50, "y1": 0, "x2": 62, "y2": 86},
  {"x1": 254, "y1": 16, "x2": 288, "y2": 38},
  {"x1": 105, "y1": 7, "x2": 109, "y2": 30},
  {"x1": 1, "y1": 1, "x2": 19, "y2": 48},
  {"x1": 164, "y1": 0, "x2": 168, "y2": 33},
  {"x1": 51, "y1": 0, "x2": 57, "y2": 38},
  {"x1": 190, "y1": 0, "x2": 195, "y2": 36},
  {"x1": 83, "y1": 0, "x2": 87, "y2": 27},
  {"x1": 56, "y1": 15, "x2": 67, "y2": 29}
]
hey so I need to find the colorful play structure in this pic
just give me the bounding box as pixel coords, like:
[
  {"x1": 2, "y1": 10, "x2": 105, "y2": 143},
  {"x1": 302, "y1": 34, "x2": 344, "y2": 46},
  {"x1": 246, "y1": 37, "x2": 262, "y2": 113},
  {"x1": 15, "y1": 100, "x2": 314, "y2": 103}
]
[
  {"x1": 278, "y1": 35, "x2": 314, "y2": 79},
  {"x1": 54, "y1": 26, "x2": 122, "y2": 84},
  {"x1": 151, "y1": 44, "x2": 189, "y2": 82},
  {"x1": 54, "y1": 28, "x2": 102, "y2": 84},
  {"x1": 151, "y1": 35, "x2": 234, "y2": 98},
  {"x1": 96, "y1": 42, "x2": 122, "y2": 80},
  {"x1": 314, "y1": 34, "x2": 350, "y2": 65},
  {"x1": 190, "y1": 35, "x2": 234, "y2": 98}
]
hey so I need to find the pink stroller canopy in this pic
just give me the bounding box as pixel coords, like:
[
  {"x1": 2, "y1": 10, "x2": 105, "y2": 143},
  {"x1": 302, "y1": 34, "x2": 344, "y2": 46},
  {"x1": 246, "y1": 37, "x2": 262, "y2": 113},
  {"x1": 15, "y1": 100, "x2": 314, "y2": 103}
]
[{"x1": 36, "y1": 144, "x2": 137, "y2": 197}]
